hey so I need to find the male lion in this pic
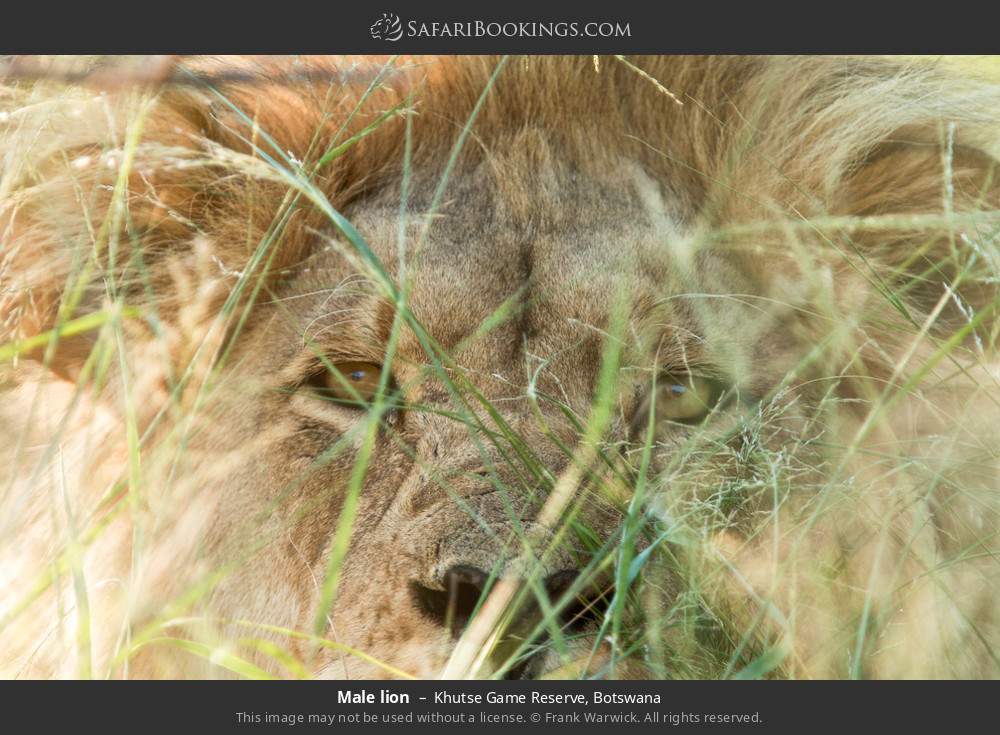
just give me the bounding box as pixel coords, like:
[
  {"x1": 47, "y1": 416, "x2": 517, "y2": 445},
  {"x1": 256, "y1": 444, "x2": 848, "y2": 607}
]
[{"x1": 1, "y1": 56, "x2": 998, "y2": 679}]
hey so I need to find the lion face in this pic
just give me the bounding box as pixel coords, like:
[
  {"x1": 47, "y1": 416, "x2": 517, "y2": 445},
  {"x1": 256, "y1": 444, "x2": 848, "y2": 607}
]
[
  {"x1": 370, "y1": 14, "x2": 402, "y2": 41},
  {"x1": 3, "y1": 55, "x2": 999, "y2": 680},
  {"x1": 186, "y1": 159, "x2": 746, "y2": 677},
  {"x1": 369, "y1": 16, "x2": 389, "y2": 39},
  {"x1": 148, "y1": 152, "x2": 854, "y2": 678}
]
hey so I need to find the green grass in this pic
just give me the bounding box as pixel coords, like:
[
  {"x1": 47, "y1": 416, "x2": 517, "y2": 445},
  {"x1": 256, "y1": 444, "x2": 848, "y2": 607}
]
[{"x1": 1, "y1": 55, "x2": 999, "y2": 680}]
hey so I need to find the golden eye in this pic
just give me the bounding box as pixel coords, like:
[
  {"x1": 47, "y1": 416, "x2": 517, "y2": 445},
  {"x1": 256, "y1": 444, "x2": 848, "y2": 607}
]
[
  {"x1": 307, "y1": 361, "x2": 385, "y2": 406},
  {"x1": 656, "y1": 373, "x2": 724, "y2": 424}
]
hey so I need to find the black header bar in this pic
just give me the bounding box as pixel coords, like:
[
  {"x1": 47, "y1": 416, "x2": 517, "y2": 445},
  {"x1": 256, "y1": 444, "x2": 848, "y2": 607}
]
[{"x1": 3, "y1": 1, "x2": 999, "y2": 54}]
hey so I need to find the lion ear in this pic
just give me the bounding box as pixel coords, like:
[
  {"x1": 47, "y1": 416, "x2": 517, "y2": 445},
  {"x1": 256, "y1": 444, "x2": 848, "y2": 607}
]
[
  {"x1": 0, "y1": 84, "x2": 247, "y2": 381},
  {"x1": 1, "y1": 57, "x2": 390, "y2": 382},
  {"x1": 834, "y1": 128, "x2": 1000, "y2": 346}
]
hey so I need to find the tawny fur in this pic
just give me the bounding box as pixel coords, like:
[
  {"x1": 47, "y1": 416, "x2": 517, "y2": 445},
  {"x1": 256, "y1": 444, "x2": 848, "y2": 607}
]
[{"x1": 1, "y1": 56, "x2": 998, "y2": 679}]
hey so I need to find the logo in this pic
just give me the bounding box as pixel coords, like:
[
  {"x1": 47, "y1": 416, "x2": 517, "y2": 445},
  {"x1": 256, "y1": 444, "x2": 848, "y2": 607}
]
[{"x1": 370, "y1": 13, "x2": 403, "y2": 41}]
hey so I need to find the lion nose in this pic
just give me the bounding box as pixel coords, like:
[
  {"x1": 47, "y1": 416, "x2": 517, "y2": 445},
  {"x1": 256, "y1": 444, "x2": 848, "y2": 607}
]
[{"x1": 409, "y1": 563, "x2": 582, "y2": 637}]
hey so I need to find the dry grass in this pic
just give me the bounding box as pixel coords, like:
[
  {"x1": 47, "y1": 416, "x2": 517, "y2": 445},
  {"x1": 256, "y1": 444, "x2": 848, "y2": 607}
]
[{"x1": 1, "y1": 55, "x2": 999, "y2": 680}]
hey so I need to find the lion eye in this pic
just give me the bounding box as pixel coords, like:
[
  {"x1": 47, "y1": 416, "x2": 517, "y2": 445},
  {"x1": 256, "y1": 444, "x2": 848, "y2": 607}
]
[
  {"x1": 307, "y1": 361, "x2": 385, "y2": 406},
  {"x1": 655, "y1": 373, "x2": 724, "y2": 424}
]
